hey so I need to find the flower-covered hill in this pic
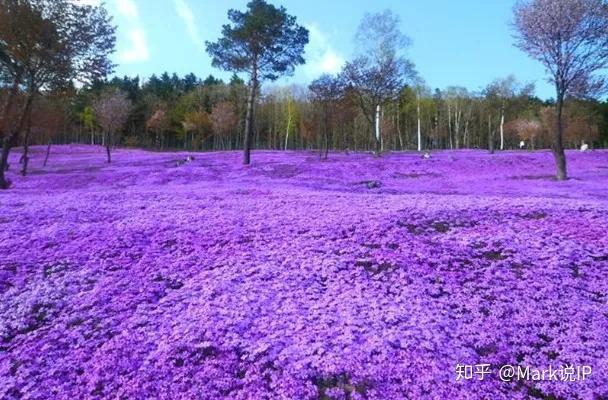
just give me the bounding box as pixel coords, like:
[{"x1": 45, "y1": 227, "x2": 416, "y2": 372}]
[{"x1": 1, "y1": 145, "x2": 607, "y2": 399}]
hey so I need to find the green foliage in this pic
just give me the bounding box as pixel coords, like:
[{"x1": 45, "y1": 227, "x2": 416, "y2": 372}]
[
  {"x1": 205, "y1": 0, "x2": 309, "y2": 81},
  {"x1": 79, "y1": 106, "x2": 95, "y2": 131}
]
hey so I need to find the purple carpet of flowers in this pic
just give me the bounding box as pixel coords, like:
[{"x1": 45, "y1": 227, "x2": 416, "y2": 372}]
[{"x1": 1, "y1": 145, "x2": 607, "y2": 400}]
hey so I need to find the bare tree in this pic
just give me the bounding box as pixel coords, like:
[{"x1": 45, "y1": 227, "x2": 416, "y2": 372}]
[
  {"x1": 92, "y1": 90, "x2": 132, "y2": 163},
  {"x1": 513, "y1": 0, "x2": 608, "y2": 180},
  {"x1": 342, "y1": 10, "x2": 417, "y2": 155},
  {"x1": 309, "y1": 74, "x2": 344, "y2": 159}
]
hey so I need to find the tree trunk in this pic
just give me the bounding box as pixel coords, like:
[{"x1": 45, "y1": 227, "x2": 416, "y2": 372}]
[
  {"x1": 531, "y1": 135, "x2": 535, "y2": 151},
  {"x1": 396, "y1": 111, "x2": 403, "y2": 150},
  {"x1": 499, "y1": 107, "x2": 505, "y2": 151},
  {"x1": 0, "y1": 72, "x2": 23, "y2": 139},
  {"x1": 322, "y1": 106, "x2": 329, "y2": 159},
  {"x1": 374, "y1": 104, "x2": 381, "y2": 155},
  {"x1": 416, "y1": 94, "x2": 422, "y2": 152},
  {"x1": 0, "y1": 74, "x2": 24, "y2": 187},
  {"x1": 488, "y1": 115, "x2": 495, "y2": 154},
  {"x1": 554, "y1": 93, "x2": 567, "y2": 180},
  {"x1": 448, "y1": 104, "x2": 453, "y2": 150},
  {"x1": 0, "y1": 89, "x2": 34, "y2": 189},
  {"x1": 243, "y1": 65, "x2": 258, "y2": 165},
  {"x1": 284, "y1": 103, "x2": 291, "y2": 151},
  {"x1": 454, "y1": 107, "x2": 461, "y2": 150},
  {"x1": 21, "y1": 112, "x2": 32, "y2": 176},
  {"x1": 284, "y1": 117, "x2": 290, "y2": 151},
  {"x1": 44, "y1": 140, "x2": 52, "y2": 167},
  {"x1": 106, "y1": 133, "x2": 112, "y2": 163}
]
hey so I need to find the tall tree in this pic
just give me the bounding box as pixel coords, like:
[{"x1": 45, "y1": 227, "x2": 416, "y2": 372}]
[
  {"x1": 412, "y1": 81, "x2": 431, "y2": 152},
  {"x1": 513, "y1": 0, "x2": 608, "y2": 180},
  {"x1": 206, "y1": 0, "x2": 309, "y2": 165},
  {"x1": 342, "y1": 10, "x2": 417, "y2": 155}
]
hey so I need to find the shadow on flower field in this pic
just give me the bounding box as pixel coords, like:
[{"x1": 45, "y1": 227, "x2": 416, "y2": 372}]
[{"x1": 1, "y1": 145, "x2": 607, "y2": 399}]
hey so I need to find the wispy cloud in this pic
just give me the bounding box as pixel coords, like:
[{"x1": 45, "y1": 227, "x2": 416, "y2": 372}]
[
  {"x1": 173, "y1": 0, "x2": 203, "y2": 49},
  {"x1": 70, "y1": 0, "x2": 149, "y2": 64},
  {"x1": 114, "y1": 0, "x2": 150, "y2": 64},
  {"x1": 303, "y1": 24, "x2": 345, "y2": 78}
]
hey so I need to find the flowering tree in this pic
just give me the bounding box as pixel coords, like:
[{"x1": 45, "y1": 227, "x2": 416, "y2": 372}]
[
  {"x1": 513, "y1": 0, "x2": 608, "y2": 180},
  {"x1": 92, "y1": 90, "x2": 132, "y2": 163},
  {"x1": 505, "y1": 118, "x2": 543, "y2": 149}
]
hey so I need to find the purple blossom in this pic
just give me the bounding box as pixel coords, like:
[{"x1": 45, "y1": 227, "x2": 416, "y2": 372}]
[{"x1": 1, "y1": 145, "x2": 607, "y2": 399}]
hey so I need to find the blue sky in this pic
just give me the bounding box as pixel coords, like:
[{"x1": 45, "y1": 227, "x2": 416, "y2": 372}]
[{"x1": 80, "y1": 0, "x2": 557, "y2": 99}]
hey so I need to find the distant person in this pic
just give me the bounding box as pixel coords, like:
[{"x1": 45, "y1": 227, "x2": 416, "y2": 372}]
[
  {"x1": 519, "y1": 140, "x2": 526, "y2": 150},
  {"x1": 580, "y1": 142, "x2": 589, "y2": 152}
]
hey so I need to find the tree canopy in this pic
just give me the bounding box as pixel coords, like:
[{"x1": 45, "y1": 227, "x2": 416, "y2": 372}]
[{"x1": 206, "y1": 0, "x2": 309, "y2": 81}]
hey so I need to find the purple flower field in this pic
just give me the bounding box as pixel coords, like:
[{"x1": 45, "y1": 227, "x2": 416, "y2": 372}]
[{"x1": 1, "y1": 145, "x2": 607, "y2": 400}]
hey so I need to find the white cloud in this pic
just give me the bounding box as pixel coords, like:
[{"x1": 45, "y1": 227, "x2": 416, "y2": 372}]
[
  {"x1": 114, "y1": 0, "x2": 150, "y2": 64},
  {"x1": 318, "y1": 51, "x2": 343, "y2": 75},
  {"x1": 116, "y1": 0, "x2": 139, "y2": 18},
  {"x1": 303, "y1": 24, "x2": 345, "y2": 77},
  {"x1": 174, "y1": 0, "x2": 203, "y2": 48},
  {"x1": 120, "y1": 28, "x2": 149, "y2": 63},
  {"x1": 70, "y1": 0, "x2": 149, "y2": 64}
]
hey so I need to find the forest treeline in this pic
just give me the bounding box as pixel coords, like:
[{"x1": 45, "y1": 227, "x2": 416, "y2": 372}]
[{"x1": 6, "y1": 71, "x2": 608, "y2": 154}]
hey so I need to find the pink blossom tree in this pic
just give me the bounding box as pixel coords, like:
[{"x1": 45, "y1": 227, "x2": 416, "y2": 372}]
[
  {"x1": 513, "y1": 0, "x2": 608, "y2": 180},
  {"x1": 92, "y1": 90, "x2": 132, "y2": 163}
]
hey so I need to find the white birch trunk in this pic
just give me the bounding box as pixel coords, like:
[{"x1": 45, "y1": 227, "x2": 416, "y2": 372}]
[
  {"x1": 416, "y1": 94, "x2": 422, "y2": 152},
  {"x1": 448, "y1": 104, "x2": 452, "y2": 149},
  {"x1": 375, "y1": 104, "x2": 381, "y2": 143},
  {"x1": 284, "y1": 114, "x2": 291, "y2": 151},
  {"x1": 500, "y1": 110, "x2": 505, "y2": 151},
  {"x1": 397, "y1": 111, "x2": 403, "y2": 150}
]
